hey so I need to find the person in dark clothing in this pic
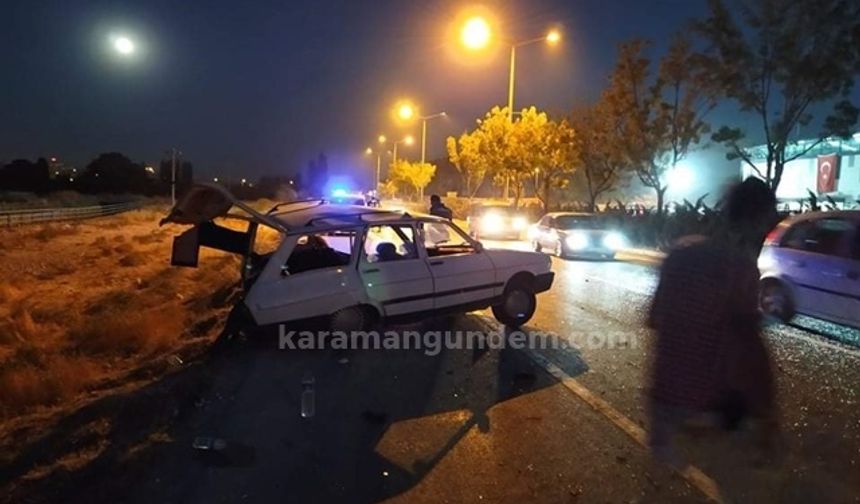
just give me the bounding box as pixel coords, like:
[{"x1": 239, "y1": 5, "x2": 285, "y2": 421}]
[
  {"x1": 429, "y1": 194, "x2": 453, "y2": 220},
  {"x1": 647, "y1": 177, "x2": 779, "y2": 467}
]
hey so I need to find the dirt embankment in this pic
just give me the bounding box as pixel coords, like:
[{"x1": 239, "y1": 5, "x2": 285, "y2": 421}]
[{"x1": 0, "y1": 207, "x2": 243, "y2": 423}]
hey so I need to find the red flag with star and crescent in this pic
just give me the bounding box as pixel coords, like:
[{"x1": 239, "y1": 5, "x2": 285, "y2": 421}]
[{"x1": 816, "y1": 154, "x2": 840, "y2": 194}]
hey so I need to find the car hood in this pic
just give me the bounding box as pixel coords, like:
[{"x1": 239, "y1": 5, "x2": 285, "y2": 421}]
[{"x1": 482, "y1": 248, "x2": 551, "y2": 271}]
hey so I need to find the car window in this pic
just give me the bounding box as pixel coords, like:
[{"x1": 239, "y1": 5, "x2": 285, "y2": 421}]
[
  {"x1": 782, "y1": 218, "x2": 852, "y2": 257},
  {"x1": 362, "y1": 224, "x2": 418, "y2": 263},
  {"x1": 284, "y1": 230, "x2": 355, "y2": 275},
  {"x1": 421, "y1": 221, "x2": 476, "y2": 257}
]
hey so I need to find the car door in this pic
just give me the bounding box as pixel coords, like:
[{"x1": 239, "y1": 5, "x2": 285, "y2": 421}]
[
  {"x1": 779, "y1": 217, "x2": 856, "y2": 323},
  {"x1": 419, "y1": 220, "x2": 498, "y2": 310},
  {"x1": 245, "y1": 229, "x2": 360, "y2": 325},
  {"x1": 358, "y1": 223, "x2": 435, "y2": 317}
]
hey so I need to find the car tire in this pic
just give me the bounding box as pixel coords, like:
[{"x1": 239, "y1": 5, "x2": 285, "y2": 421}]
[
  {"x1": 492, "y1": 282, "x2": 537, "y2": 328},
  {"x1": 759, "y1": 280, "x2": 795, "y2": 323},
  {"x1": 554, "y1": 241, "x2": 565, "y2": 259},
  {"x1": 329, "y1": 305, "x2": 375, "y2": 333}
]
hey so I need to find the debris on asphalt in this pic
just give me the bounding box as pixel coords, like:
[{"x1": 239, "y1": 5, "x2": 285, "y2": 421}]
[{"x1": 301, "y1": 373, "x2": 315, "y2": 418}]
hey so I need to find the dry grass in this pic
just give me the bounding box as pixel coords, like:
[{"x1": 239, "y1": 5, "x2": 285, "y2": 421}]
[{"x1": 0, "y1": 204, "x2": 242, "y2": 420}]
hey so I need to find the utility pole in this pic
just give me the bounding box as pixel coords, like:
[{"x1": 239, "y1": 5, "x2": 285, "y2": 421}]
[{"x1": 170, "y1": 148, "x2": 177, "y2": 205}]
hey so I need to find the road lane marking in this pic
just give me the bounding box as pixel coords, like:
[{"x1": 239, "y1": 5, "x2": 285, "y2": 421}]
[
  {"x1": 474, "y1": 316, "x2": 722, "y2": 502},
  {"x1": 524, "y1": 349, "x2": 723, "y2": 503}
]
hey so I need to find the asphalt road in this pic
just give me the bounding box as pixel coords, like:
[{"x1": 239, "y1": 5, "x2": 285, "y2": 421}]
[{"x1": 6, "y1": 240, "x2": 860, "y2": 503}]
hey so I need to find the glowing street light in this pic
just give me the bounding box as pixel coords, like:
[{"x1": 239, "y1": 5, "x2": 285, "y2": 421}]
[
  {"x1": 392, "y1": 135, "x2": 414, "y2": 165},
  {"x1": 112, "y1": 36, "x2": 135, "y2": 55},
  {"x1": 461, "y1": 16, "x2": 491, "y2": 50},
  {"x1": 377, "y1": 134, "x2": 387, "y2": 144},
  {"x1": 546, "y1": 30, "x2": 561, "y2": 45},
  {"x1": 398, "y1": 103, "x2": 415, "y2": 121}
]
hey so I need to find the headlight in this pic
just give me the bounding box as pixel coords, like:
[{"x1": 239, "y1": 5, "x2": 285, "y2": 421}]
[
  {"x1": 565, "y1": 232, "x2": 589, "y2": 250},
  {"x1": 481, "y1": 213, "x2": 503, "y2": 231},
  {"x1": 603, "y1": 232, "x2": 626, "y2": 250},
  {"x1": 512, "y1": 216, "x2": 528, "y2": 230}
]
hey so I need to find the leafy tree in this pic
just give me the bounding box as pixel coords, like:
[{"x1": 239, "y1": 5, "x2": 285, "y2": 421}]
[
  {"x1": 389, "y1": 160, "x2": 436, "y2": 200},
  {"x1": 604, "y1": 38, "x2": 712, "y2": 215},
  {"x1": 695, "y1": 0, "x2": 860, "y2": 192},
  {"x1": 80, "y1": 152, "x2": 152, "y2": 194},
  {"x1": 532, "y1": 117, "x2": 578, "y2": 213},
  {"x1": 0, "y1": 158, "x2": 50, "y2": 193},
  {"x1": 569, "y1": 104, "x2": 631, "y2": 212},
  {"x1": 305, "y1": 153, "x2": 329, "y2": 197},
  {"x1": 446, "y1": 134, "x2": 487, "y2": 199}
]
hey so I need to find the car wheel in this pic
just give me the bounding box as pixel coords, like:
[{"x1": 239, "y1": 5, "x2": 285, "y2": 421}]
[
  {"x1": 492, "y1": 282, "x2": 537, "y2": 328},
  {"x1": 759, "y1": 280, "x2": 795, "y2": 323},
  {"x1": 554, "y1": 241, "x2": 565, "y2": 258},
  {"x1": 533, "y1": 240, "x2": 542, "y2": 252},
  {"x1": 329, "y1": 305, "x2": 374, "y2": 333}
]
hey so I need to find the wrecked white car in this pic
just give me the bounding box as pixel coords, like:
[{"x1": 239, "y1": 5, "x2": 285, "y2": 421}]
[{"x1": 162, "y1": 184, "x2": 555, "y2": 330}]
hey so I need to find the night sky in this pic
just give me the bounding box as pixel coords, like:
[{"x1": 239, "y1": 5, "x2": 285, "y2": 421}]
[{"x1": 3, "y1": 0, "x2": 718, "y2": 186}]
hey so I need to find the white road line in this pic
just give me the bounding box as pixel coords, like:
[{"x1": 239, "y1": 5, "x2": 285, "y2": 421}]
[{"x1": 475, "y1": 316, "x2": 723, "y2": 502}]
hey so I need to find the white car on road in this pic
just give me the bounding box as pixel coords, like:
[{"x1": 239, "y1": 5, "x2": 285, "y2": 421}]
[
  {"x1": 758, "y1": 210, "x2": 860, "y2": 328},
  {"x1": 162, "y1": 184, "x2": 555, "y2": 330}
]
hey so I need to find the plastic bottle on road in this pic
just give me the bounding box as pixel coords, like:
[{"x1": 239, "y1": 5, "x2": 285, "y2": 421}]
[{"x1": 301, "y1": 373, "x2": 315, "y2": 418}]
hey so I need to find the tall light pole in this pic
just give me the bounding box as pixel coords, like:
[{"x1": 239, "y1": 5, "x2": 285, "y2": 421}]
[
  {"x1": 507, "y1": 30, "x2": 560, "y2": 121},
  {"x1": 419, "y1": 112, "x2": 447, "y2": 164},
  {"x1": 392, "y1": 135, "x2": 415, "y2": 165},
  {"x1": 366, "y1": 134, "x2": 388, "y2": 192}
]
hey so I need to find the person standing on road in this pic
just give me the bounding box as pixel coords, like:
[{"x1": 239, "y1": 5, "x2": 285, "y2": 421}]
[
  {"x1": 429, "y1": 194, "x2": 453, "y2": 220},
  {"x1": 647, "y1": 177, "x2": 780, "y2": 467}
]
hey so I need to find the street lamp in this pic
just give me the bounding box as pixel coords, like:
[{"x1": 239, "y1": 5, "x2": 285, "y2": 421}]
[
  {"x1": 392, "y1": 135, "x2": 414, "y2": 165},
  {"x1": 112, "y1": 35, "x2": 135, "y2": 55},
  {"x1": 368, "y1": 134, "x2": 390, "y2": 191},
  {"x1": 507, "y1": 30, "x2": 562, "y2": 120},
  {"x1": 419, "y1": 112, "x2": 447, "y2": 164},
  {"x1": 460, "y1": 16, "x2": 491, "y2": 50}
]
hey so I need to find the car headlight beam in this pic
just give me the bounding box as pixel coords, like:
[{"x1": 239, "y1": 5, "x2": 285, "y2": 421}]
[
  {"x1": 603, "y1": 232, "x2": 626, "y2": 250},
  {"x1": 565, "y1": 232, "x2": 589, "y2": 250}
]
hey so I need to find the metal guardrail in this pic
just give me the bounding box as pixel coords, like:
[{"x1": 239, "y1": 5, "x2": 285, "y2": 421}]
[{"x1": 0, "y1": 202, "x2": 141, "y2": 226}]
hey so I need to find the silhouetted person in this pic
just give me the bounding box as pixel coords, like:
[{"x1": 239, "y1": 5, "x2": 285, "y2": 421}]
[
  {"x1": 429, "y1": 194, "x2": 453, "y2": 220},
  {"x1": 647, "y1": 177, "x2": 779, "y2": 467},
  {"x1": 375, "y1": 242, "x2": 401, "y2": 262}
]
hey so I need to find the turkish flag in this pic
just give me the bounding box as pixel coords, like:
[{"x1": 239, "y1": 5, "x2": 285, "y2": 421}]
[{"x1": 817, "y1": 154, "x2": 840, "y2": 194}]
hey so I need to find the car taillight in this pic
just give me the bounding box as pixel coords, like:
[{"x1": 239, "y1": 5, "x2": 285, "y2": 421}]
[{"x1": 764, "y1": 224, "x2": 783, "y2": 246}]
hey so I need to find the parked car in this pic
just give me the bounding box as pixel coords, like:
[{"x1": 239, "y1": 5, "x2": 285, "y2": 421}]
[
  {"x1": 529, "y1": 212, "x2": 626, "y2": 259},
  {"x1": 758, "y1": 210, "x2": 860, "y2": 328},
  {"x1": 162, "y1": 184, "x2": 555, "y2": 330},
  {"x1": 466, "y1": 204, "x2": 529, "y2": 240}
]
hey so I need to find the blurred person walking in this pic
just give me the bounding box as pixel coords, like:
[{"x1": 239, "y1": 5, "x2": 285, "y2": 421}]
[{"x1": 647, "y1": 177, "x2": 780, "y2": 467}]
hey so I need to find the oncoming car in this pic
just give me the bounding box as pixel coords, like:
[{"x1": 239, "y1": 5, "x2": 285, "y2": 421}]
[
  {"x1": 758, "y1": 210, "x2": 860, "y2": 328},
  {"x1": 467, "y1": 205, "x2": 529, "y2": 240},
  {"x1": 162, "y1": 184, "x2": 555, "y2": 330},
  {"x1": 529, "y1": 212, "x2": 626, "y2": 259}
]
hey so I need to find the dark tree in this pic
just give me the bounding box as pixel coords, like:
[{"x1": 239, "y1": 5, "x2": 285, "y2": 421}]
[
  {"x1": 79, "y1": 152, "x2": 150, "y2": 194},
  {"x1": 305, "y1": 153, "x2": 329, "y2": 197},
  {"x1": 695, "y1": 0, "x2": 860, "y2": 192},
  {"x1": 0, "y1": 158, "x2": 50, "y2": 193}
]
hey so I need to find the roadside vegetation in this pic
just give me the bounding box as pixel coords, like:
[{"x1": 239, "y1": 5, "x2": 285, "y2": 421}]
[{"x1": 0, "y1": 206, "x2": 244, "y2": 421}]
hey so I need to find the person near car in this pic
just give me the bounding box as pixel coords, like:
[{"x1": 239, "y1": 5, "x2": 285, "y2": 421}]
[
  {"x1": 429, "y1": 194, "x2": 453, "y2": 220},
  {"x1": 647, "y1": 177, "x2": 780, "y2": 467}
]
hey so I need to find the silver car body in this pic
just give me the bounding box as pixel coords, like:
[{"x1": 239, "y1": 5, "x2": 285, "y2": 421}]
[{"x1": 758, "y1": 210, "x2": 860, "y2": 328}]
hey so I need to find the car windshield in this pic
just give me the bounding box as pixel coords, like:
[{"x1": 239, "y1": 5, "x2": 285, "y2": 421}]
[{"x1": 555, "y1": 215, "x2": 605, "y2": 230}]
